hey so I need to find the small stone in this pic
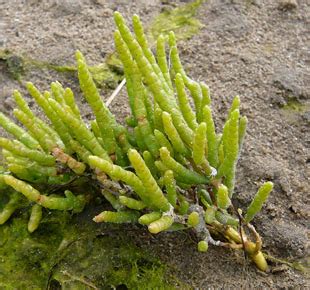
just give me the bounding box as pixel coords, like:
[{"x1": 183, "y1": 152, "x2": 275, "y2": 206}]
[{"x1": 278, "y1": 0, "x2": 298, "y2": 11}]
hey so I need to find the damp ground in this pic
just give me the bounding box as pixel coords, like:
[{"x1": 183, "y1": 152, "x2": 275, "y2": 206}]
[{"x1": 0, "y1": 0, "x2": 309, "y2": 288}]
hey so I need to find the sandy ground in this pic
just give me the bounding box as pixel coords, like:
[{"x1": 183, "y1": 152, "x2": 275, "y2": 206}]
[{"x1": 0, "y1": 0, "x2": 309, "y2": 288}]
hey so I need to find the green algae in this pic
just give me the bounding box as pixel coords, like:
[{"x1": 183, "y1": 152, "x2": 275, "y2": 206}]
[
  {"x1": 149, "y1": 0, "x2": 204, "y2": 42},
  {"x1": 0, "y1": 211, "x2": 71, "y2": 289},
  {"x1": 50, "y1": 232, "x2": 173, "y2": 289},
  {"x1": 0, "y1": 49, "x2": 123, "y2": 89},
  {"x1": 264, "y1": 253, "x2": 310, "y2": 274},
  {"x1": 0, "y1": 204, "x2": 179, "y2": 289},
  {"x1": 281, "y1": 98, "x2": 309, "y2": 112},
  {"x1": 0, "y1": 49, "x2": 25, "y2": 81},
  {"x1": 88, "y1": 53, "x2": 123, "y2": 89},
  {"x1": 30, "y1": 52, "x2": 124, "y2": 89},
  {"x1": 280, "y1": 97, "x2": 310, "y2": 124},
  {"x1": 0, "y1": 174, "x2": 181, "y2": 288}
]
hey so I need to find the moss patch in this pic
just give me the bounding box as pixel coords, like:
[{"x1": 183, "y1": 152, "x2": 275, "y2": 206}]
[
  {"x1": 281, "y1": 98, "x2": 309, "y2": 112},
  {"x1": 0, "y1": 49, "x2": 123, "y2": 89},
  {"x1": 149, "y1": 0, "x2": 204, "y2": 42},
  {"x1": 0, "y1": 206, "x2": 179, "y2": 289},
  {"x1": 280, "y1": 97, "x2": 310, "y2": 124},
  {"x1": 88, "y1": 53, "x2": 124, "y2": 89},
  {"x1": 50, "y1": 233, "x2": 172, "y2": 289},
  {"x1": 0, "y1": 49, "x2": 25, "y2": 81}
]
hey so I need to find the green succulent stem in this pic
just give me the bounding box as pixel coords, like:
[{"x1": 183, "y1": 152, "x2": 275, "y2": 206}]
[{"x1": 0, "y1": 12, "x2": 273, "y2": 272}]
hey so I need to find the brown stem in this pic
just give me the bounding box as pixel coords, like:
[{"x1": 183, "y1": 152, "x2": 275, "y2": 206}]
[
  {"x1": 211, "y1": 222, "x2": 268, "y2": 271},
  {"x1": 246, "y1": 222, "x2": 262, "y2": 254}
]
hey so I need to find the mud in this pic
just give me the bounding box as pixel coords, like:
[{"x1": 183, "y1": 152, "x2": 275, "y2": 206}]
[{"x1": 0, "y1": 0, "x2": 309, "y2": 288}]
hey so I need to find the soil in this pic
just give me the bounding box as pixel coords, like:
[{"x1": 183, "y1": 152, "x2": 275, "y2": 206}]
[{"x1": 0, "y1": 0, "x2": 309, "y2": 288}]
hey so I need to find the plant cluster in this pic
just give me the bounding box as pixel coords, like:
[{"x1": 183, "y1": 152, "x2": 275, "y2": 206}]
[{"x1": 0, "y1": 12, "x2": 273, "y2": 271}]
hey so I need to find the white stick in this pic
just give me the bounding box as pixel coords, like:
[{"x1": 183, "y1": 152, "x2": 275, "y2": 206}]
[{"x1": 106, "y1": 78, "x2": 126, "y2": 108}]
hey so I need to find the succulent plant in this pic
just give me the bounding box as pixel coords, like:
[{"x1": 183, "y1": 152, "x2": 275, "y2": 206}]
[{"x1": 0, "y1": 12, "x2": 273, "y2": 271}]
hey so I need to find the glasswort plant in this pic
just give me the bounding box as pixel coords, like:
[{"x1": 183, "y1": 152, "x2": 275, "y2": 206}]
[{"x1": 0, "y1": 12, "x2": 273, "y2": 271}]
